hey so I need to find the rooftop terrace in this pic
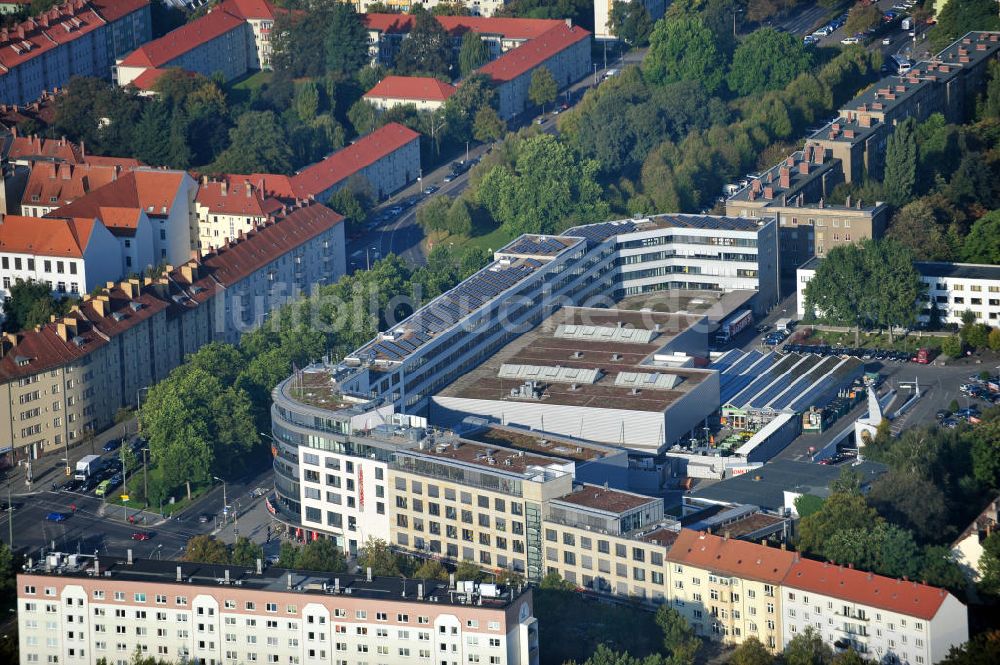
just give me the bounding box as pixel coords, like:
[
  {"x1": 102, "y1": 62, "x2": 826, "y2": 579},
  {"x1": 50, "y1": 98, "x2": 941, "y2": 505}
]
[
  {"x1": 553, "y1": 483, "x2": 659, "y2": 514},
  {"x1": 397, "y1": 435, "x2": 569, "y2": 477},
  {"x1": 462, "y1": 424, "x2": 616, "y2": 462}
]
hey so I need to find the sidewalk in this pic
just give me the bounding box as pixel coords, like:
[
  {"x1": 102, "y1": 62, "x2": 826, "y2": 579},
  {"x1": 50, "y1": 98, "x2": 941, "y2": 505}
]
[{"x1": 5, "y1": 417, "x2": 136, "y2": 491}]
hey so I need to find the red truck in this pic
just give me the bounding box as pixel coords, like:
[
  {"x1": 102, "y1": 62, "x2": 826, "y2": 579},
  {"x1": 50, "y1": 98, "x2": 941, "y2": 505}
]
[{"x1": 914, "y1": 347, "x2": 937, "y2": 364}]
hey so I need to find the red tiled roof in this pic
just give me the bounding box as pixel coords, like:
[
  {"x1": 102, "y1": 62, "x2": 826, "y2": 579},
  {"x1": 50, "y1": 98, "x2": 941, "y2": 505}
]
[
  {"x1": 95, "y1": 206, "x2": 142, "y2": 237},
  {"x1": 291, "y1": 123, "x2": 420, "y2": 199},
  {"x1": 22, "y1": 162, "x2": 120, "y2": 209},
  {"x1": 128, "y1": 67, "x2": 196, "y2": 91},
  {"x1": 0, "y1": 201, "x2": 341, "y2": 381},
  {"x1": 0, "y1": 2, "x2": 104, "y2": 73},
  {"x1": 783, "y1": 558, "x2": 951, "y2": 621},
  {"x1": 90, "y1": 0, "x2": 150, "y2": 22},
  {"x1": 479, "y1": 23, "x2": 590, "y2": 83},
  {"x1": 245, "y1": 173, "x2": 298, "y2": 199},
  {"x1": 196, "y1": 202, "x2": 343, "y2": 288},
  {"x1": 119, "y1": 6, "x2": 245, "y2": 68},
  {"x1": 364, "y1": 76, "x2": 457, "y2": 102},
  {"x1": 83, "y1": 155, "x2": 143, "y2": 169},
  {"x1": 0, "y1": 214, "x2": 97, "y2": 257},
  {"x1": 363, "y1": 13, "x2": 563, "y2": 40},
  {"x1": 668, "y1": 529, "x2": 798, "y2": 584},
  {"x1": 196, "y1": 179, "x2": 282, "y2": 217},
  {"x1": 50, "y1": 169, "x2": 189, "y2": 219},
  {"x1": 221, "y1": 0, "x2": 275, "y2": 20},
  {"x1": 7, "y1": 135, "x2": 82, "y2": 163}
]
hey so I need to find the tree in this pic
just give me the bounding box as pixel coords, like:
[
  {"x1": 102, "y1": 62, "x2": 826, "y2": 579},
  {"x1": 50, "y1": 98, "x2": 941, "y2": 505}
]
[
  {"x1": 867, "y1": 471, "x2": 949, "y2": 542},
  {"x1": 324, "y1": 3, "x2": 369, "y2": 76},
  {"x1": 230, "y1": 537, "x2": 264, "y2": 567},
  {"x1": 528, "y1": 66, "x2": 557, "y2": 111},
  {"x1": 644, "y1": 15, "x2": 726, "y2": 93},
  {"x1": 416, "y1": 195, "x2": 452, "y2": 234},
  {"x1": 458, "y1": 31, "x2": 491, "y2": 77},
  {"x1": 357, "y1": 537, "x2": 401, "y2": 576},
  {"x1": 608, "y1": 0, "x2": 654, "y2": 47},
  {"x1": 473, "y1": 105, "x2": 506, "y2": 143},
  {"x1": 184, "y1": 535, "x2": 230, "y2": 564},
  {"x1": 887, "y1": 200, "x2": 954, "y2": 261},
  {"x1": 989, "y1": 328, "x2": 1000, "y2": 352},
  {"x1": 883, "y1": 118, "x2": 917, "y2": 206},
  {"x1": 979, "y1": 60, "x2": 1000, "y2": 120},
  {"x1": 414, "y1": 559, "x2": 449, "y2": 581},
  {"x1": 728, "y1": 28, "x2": 813, "y2": 97},
  {"x1": 0, "y1": 542, "x2": 14, "y2": 596},
  {"x1": 655, "y1": 605, "x2": 699, "y2": 665},
  {"x1": 797, "y1": 491, "x2": 883, "y2": 557},
  {"x1": 296, "y1": 538, "x2": 348, "y2": 573},
  {"x1": 962, "y1": 210, "x2": 1000, "y2": 264},
  {"x1": 980, "y1": 532, "x2": 1000, "y2": 595},
  {"x1": 941, "y1": 335, "x2": 963, "y2": 358},
  {"x1": 931, "y1": 0, "x2": 1000, "y2": 50},
  {"x1": 396, "y1": 7, "x2": 453, "y2": 77},
  {"x1": 295, "y1": 80, "x2": 321, "y2": 123},
  {"x1": 830, "y1": 649, "x2": 868, "y2": 665},
  {"x1": 2, "y1": 278, "x2": 71, "y2": 333},
  {"x1": 729, "y1": 637, "x2": 772, "y2": 665},
  {"x1": 445, "y1": 198, "x2": 473, "y2": 236},
  {"x1": 939, "y1": 631, "x2": 1000, "y2": 665},
  {"x1": 919, "y1": 545, "x2": 967, "y2": 592},
  {"x1": 783, "y1": 626, "x2": 833, "y2": 665},
  {"x1": 277, "y1": 541, "x2": 300, "y2": 569},
  {"x1": 794, "y1": 494, "x2": 825, "y2": 518},
  {"x1": 455, "y1": 561, "x2": 486, "y2": 582},
  {"x1": 823, "y1": 523, "x2": 922, "y2": 579},
  {"x1": 844, "y1": 4, "x2": 882, "y2": 37},
  {"x1": 327, "y1": 188, "x2": 368, "y2": 236},
  {"x1": 443, "y1": 73, "x2": 496, "y2": 143},
  {"x1": 347, "y1": 99, "x2": 379, "y2": 136},
  {"x1": 214, "y1": 111, "x2": 293, "y2": 174}
]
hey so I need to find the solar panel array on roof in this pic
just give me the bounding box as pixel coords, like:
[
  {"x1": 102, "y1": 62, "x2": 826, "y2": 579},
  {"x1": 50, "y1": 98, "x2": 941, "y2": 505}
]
[
  {"x1": 753, "y1": 356, "x2": 838, "y2": 409},
  {"x1": 356, "y1": 259, "x2": 542, "y2": 362},
  {"x1": 564, "y1": 220, "x2": 638, "y2": 245},
  {"x1": 728, "y1": 353, "x2": 804, "y2": 408},
  {"x1": 502, "y1": 235, "x2": 568, "y2": 256},
  {"x1": 498, "y1": 364, "x2": 603, "y2": 384},
  {"x1": 784, "y1": 356, "x2": 865, "y2": 411},
  {"x1": 714, "y1": 350, "x2": 777, "y2": 404},
  {"x1": 554, "y1": 324, "x2": 657, "y2": 344},
  {"x1": 655, "y1": 214, "x2": 759, "y2": 231}
]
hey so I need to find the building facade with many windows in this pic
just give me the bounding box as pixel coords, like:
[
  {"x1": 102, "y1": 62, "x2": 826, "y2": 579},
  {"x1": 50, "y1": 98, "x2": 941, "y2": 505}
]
[{"x1": 17, "y1": 556, "x2": 539, "y2": 665}]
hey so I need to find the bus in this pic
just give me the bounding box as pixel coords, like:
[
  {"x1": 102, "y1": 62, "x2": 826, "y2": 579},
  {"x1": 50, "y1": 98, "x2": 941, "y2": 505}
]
[{"x1": 891, "y1": 54, "x2": 912, "y2": 75}]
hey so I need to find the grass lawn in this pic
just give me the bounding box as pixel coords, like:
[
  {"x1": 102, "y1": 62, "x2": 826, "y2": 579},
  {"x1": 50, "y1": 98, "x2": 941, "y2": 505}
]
[
  {"x1": 225, "y1": 70, "x2": 273, "y2": 106},
  {"x1": 535, "y1": 589, "x2": 664, "y2": 663},
  {"x1": 799, "y1": 329, "x2": 946, "y2": 353},
  {"x1": 103, "y1": 466, "x2": 211, "y2": 517},
  {"x1": 423, "y1": 215, "x2": 514, "y2": 256}
]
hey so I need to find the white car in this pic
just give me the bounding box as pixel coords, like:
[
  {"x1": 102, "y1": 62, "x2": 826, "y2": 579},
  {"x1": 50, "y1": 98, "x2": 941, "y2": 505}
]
[
  {"x1": 882, "y1": 37, "x2": 892, "y2": 45},
  {"x1": 841, "y1": 36, "x2": 860, "y2": 45}
]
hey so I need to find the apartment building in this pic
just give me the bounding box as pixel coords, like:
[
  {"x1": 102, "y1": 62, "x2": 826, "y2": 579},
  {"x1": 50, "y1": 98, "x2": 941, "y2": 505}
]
[
  {"x1": 363, "y1": 76, "x2": 458, "y2": 111},
  {"x1": 782, "y1": 557, "x2": 968, "y2": 663},
  {"x1": 18, "y1": 162, "x2": 125, "y2": 217},
  {"x1": 362, "y1": 14, "x2": 591, "y2": 119},
  {"x1": 0, "y1": 0, "x2": 151, "y2": 105},
  {"x1": 806, "y1": 32, "x2": 1000, "y2": 185},
  {"x1": 725, "y1": 146, "x2": 889, "y2": 274},
  {"x1": 116, "y1": 0, "x2": 276, "y2": 87},
  {"x1": 796, "y1": 258, "x2": 1000, "y2": 325},
  {"x1": 0, "y1": 214, "x2": 121, "y2": 302},
  {"x1": 195, "y1": 177, "x2": 282, "y2": 251},
  {"x1": 0, "y1": 201, "x2": 345, "y2": 461},
  {"x1": 17, "y1": 555, "x2": 539, "y2": 665},
  {"x1": 357, "y1": 0, "x2": 509, "y2": 16}
]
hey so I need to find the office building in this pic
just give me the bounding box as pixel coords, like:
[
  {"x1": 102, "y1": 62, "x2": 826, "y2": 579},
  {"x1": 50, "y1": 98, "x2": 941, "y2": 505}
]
[
  {"x1": 17, "y1": 555, "x2": 539, "y2": 665},
  {"x1": 0, "y1": 201, "x2": 345, "y2": 461},
  {"x1": 0, "y1": 0, "x2": 151, "y2": 105},
  {"x1": 796, "y1": 258, "x2": 1000, "y2": 325}
]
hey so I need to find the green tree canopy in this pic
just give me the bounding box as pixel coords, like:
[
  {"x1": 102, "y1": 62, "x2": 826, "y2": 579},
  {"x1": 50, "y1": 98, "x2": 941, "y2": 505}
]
[
  {"x1": 962, "y1": 210, "x2": 1000, "y2": 264},
  {"x1": 980, "y1": 532, "x2": 1000, "y2": 595},
  {"x1": 844, "y1": 4, "x2": 881, "y2": 37},
  {"x1": 644, "y1": 15, "x2": 727, "y2": 93},
  {"x1": 184, "y1": 535, "x2": 231, "y2": 564},
  {"x1": 414, "y1": 559, "x2": 450, "y2": 581},
  {"x1": 783, "y1": 626, "x2": 833, "y2": 665},
  {"x1": 729, "y1": 637, "x2": 773, "y2": 665},
  {"x1": 655, "y1": 604, "x2": 700, "y2": 665},
  {"x1": 230, "y1": 537, "x2": 264, "y2": 567},
  {"x1": 458, "y1": 31, "x2": 491, "y2": 76},
  {"x1": 797, "y1": 491, "x2": 883, "y2": 557},
  {"x1": 357, "y1": 537, "x2": 402, "y2": 576},
  {"x1": 214, "y1": 111, "x2": 293, "y2": 174},
  {"x1": 608, "y1": 0, "x2": 654, "y2": 46},
  {"x1": 325, "y1": 4, "x2": 369, "y2": 76},
  {"x1": 887, "y1": 200, "x2": 955, "y2": 261},
  {"x1": 728, "y1": 28, "x2": 813, "y2": 97},
  {"x1": 296, "y1": 538, "x2": 348, "y2": 573},
  {"x1": 528, "y1": 66, "x2": 558, "y2": 110},
  {"x1": 931, "y1": 0, "x2": 1000, "y2": 50},
  {"x1": 396, "y1": 7, "x2": 453, "y2": 77},
  {"x1": 473, "y1": 105, "x2": 506, "y2": 143},
  {"x1": 883, "y1": 118, "x2": 917, "y2": 206},
  {"x1": 2, "y1": 279, "x2": 74, "y2": 333}
]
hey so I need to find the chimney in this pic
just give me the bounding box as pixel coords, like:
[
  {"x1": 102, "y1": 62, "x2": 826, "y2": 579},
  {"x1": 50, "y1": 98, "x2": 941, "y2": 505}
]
[
  {"x1": 256, "y1": 558, "x2": 262, "y2": 575},
  {"x1": 417, "y1": 583, "x2": 424, "y2": 599},
  {"x1": 93, "y1": 557, "x2": 99, "y2": 576},
  {"x1": 224, "y1": 569, "x2": 230, "y2": 584},
  {"x1": 79, "y1": 140, "x2": 84, "y2": 158},
  {"x1": 845, "y1": 195, "x2": 852, "y2": 208},
  {"x1": 180, "y1": 262, "x2": 198, "y2": 283},
  {"x1": 176, "y1": 566, "x2": 182, "y2": 582},
  {"x1": 287, "y1": 572, "x2": 293, "y2": 590},
  {"x1": 366, "y1": 567, "x2": 372, "y2": 582},
  {"x1": 201, "y1": 175, "x2": 208, "y2": 186},
  {"x1": 764, "y1": 186, "x2": 774, "y2": 200},
  {"x1": 449, "y1": 573, "x2": 455, "y2": 589},
  {"x1": 799, "y1": 161, "x2": 810, "y2": 175},
  {"x1": 0, "y1": 332, "x2": 16, "y2": 358},
  {"x1": 779, "y1": 166, "x2": 790, "y2": 189},
  {"x1": 780, "y1": 542, "x2": 787, "y2": 551},
  {"x1": 245, "y1": 180, "x2": 252, "y2": 198},
  {"x1": 127, "y1": 549, "x2": 133, "y2": 565},
  {"x1": 220, "y1": 180, "x2": 227, "y2": 196},
  {"x1": 334, "y1": 578, "x2": 340, "y2": 593},
  {"x1": 92, "y1": 295, "x2": 109, "y2": 318}
]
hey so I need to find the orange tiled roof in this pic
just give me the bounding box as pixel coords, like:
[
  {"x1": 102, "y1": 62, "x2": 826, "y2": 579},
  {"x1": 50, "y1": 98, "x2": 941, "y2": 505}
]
[
  {"x1": 7, "y1": 135, "x2": 82, "y2": 163},
  {"x1": 196, "y1": 179, "x2": 282, "y2": 218},
  {"x1": 291, "y1": 123, "x2": 419, "y2": 198},
  {"x1": 364, "y1": 76, "x2": 457, "y2": 102},
  {"x1": 50, "y1": 169, "x2": 189, "y2": 219},
  {"x1": 21, "y1": 163, "x2": 121, "y2": 209},
  {"x1": 668, "y1": 529, "x2": 798, "y2": 584},
  {"x1": 479, "y1": 23, "x2": 590, "y2": 83},
  {"x1": 783, "y1": 558, "x2": 951, "y2": 620},
  {"x1": 364, "y1": 13, "x2": 563, "y2": 40},
  {"x1": 119, "y1": 5, "x2": 245, "y2": 68},
  {"x1": 0, "y1": 214, "x2": 97, "y2": 257}
]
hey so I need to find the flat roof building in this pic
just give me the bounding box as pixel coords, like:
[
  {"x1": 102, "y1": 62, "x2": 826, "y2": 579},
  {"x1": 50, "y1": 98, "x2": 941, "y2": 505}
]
[{"x1": 17, "y1": 555, "x2": 539, "y2": 665}]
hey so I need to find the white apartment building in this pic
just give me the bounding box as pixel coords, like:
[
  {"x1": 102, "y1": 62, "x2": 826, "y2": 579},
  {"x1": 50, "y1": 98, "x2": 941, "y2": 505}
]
[
  {"x1": 195, "y1": 178, "x2": 280, "y2": 251},
  {"x1": 18, "y1": 555, "x2": 539, "y2": 665},
  {"x1": 782, "y1": 558, "x2": 968, "y2": 664},
  {"x1": 0, "y1": 215, "x2": 120, "y2": 304},
  {"x1": 796, "y1": 258, "x2": 1000, "y2": 325}
]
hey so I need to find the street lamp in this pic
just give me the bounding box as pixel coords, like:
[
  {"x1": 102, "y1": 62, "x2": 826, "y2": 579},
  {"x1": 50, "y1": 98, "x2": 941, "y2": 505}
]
[
  {"x1": 141, "y1": 448, "x2": 149, "y2": 508},
  {"x1": 213, "y1": 476, "x2": 228, "y2": 526}
]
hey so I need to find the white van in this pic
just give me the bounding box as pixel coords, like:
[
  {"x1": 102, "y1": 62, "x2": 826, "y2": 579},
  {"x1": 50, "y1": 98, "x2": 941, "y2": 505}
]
[{"x1": 602, "y1": 69, "x2": 619, "y2": 80}]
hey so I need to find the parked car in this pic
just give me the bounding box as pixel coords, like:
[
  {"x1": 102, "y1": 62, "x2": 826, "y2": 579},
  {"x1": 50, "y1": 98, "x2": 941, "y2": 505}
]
[
  {"x1": 841, "y1": 36, "x2": 860, "y2": 45},
  {"x1": 46, "y1": 512, "x2": 68, "y2": 522},
  {"x1": 882, "y1": 37, "x2": 893, "y2": 45},
  {"x1": 443, "y1": 174, "x2": 455, "y2": 183},
  {"x1": 103, "y1": 439, "x2": 121, "y2": 452}
]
